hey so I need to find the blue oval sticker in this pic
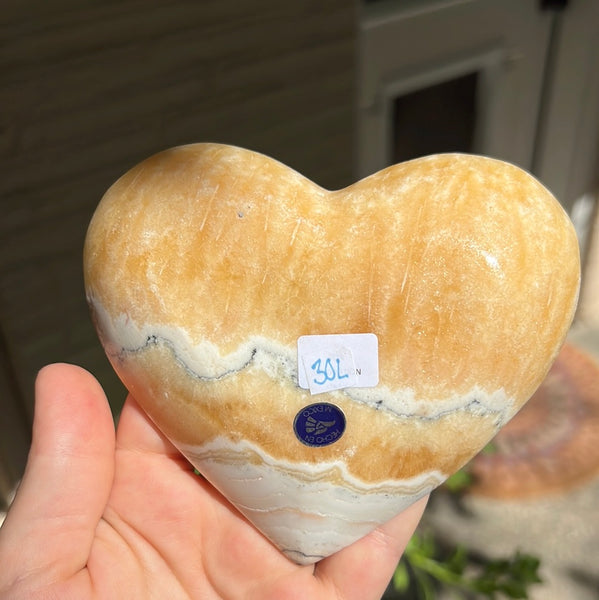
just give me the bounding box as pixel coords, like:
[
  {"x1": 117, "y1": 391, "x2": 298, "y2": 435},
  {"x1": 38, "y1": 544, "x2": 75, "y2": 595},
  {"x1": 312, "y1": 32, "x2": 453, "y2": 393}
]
[{"x1": 293, "y1": 402, "x2": 346, "y2": 447}]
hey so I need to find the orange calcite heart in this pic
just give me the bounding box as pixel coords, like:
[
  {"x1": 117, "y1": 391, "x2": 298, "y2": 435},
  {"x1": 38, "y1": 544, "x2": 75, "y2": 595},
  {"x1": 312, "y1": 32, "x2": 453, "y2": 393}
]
[{"x1": 84, "y1": 144, "x2": 580, "y2": 564}]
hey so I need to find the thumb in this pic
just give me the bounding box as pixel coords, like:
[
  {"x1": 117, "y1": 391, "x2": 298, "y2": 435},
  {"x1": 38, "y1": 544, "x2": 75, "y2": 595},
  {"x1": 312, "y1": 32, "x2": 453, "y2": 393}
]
[{"x1": 0, "y1": 363, "x2": 115, "y2": 592}]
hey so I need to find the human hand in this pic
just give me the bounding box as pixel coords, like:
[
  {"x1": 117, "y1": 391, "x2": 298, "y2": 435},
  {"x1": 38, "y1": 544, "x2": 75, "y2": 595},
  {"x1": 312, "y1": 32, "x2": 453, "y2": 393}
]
[{"x1": 0, "y1": 363, "x2": 427, "y2": 600}]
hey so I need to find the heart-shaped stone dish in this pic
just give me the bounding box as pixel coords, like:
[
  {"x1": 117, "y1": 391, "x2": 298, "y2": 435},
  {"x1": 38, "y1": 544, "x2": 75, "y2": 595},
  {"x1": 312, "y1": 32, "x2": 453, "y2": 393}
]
[{"x1": 84, "y1": 144, "x2": 580, "y2": 564}]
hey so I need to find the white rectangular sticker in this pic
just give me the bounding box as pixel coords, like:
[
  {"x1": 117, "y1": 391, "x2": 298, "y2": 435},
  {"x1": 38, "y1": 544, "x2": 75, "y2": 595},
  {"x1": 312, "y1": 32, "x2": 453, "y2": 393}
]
[{"x1": 298, "y1": 333, "x2": 379, "y2": 395}]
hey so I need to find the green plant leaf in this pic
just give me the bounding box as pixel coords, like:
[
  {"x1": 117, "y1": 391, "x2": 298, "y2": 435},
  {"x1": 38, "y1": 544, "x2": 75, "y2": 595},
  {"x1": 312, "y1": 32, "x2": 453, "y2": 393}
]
[
  {"x1": 393, "y1": 560, "x2": 410, "y2": 593},
  {"x1": 481, "y1": 442, "x2": 498, "y2": 455},
  {"x1": 414, "y1": 567, "x2": 437, "y2": 600},
  {"x1": 395, "y1": 531, "x2": 542, "y2": 600},
  {"x1": 444, "y1": 469, "x2": 473, "y2": 493},
  {"x1": 446, "y1": 544, "x2": 468, "y2": 575}
]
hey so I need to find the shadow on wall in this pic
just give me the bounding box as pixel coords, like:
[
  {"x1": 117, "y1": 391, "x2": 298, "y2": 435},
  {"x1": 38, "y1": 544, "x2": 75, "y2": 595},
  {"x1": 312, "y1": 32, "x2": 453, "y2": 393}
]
[{"x1": 1, "y1": 1, "x2": 357, "y2": 491}]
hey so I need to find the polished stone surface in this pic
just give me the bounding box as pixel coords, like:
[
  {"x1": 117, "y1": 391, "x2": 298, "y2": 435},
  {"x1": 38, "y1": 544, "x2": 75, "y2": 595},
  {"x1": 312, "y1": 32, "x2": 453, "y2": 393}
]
[{"x1": 84, "y1": 144, "x2": 580, "y2": 563}]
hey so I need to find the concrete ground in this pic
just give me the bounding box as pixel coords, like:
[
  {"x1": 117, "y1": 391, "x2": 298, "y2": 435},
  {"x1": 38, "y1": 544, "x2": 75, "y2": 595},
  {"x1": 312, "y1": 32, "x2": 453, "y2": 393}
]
[
  {"x1": 424, "y1": 476, "x2": 599, "y2": 599},
  {"x1": 422, "y1": 323, "x2": 599, "y2": 600}
]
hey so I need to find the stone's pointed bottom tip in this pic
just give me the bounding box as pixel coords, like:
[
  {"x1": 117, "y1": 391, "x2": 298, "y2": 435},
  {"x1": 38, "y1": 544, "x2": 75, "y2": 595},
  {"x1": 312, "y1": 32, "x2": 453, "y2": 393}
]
[
  {"x1": 282, "y1": 549, "x2": 324, "y2": 565},
  {"x1": 178, "y1": 437, "x2": 438, "y2": 562}
]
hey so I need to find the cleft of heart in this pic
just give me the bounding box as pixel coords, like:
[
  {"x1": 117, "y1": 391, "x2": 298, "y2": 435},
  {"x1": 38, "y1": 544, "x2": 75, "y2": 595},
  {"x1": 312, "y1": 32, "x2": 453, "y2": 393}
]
[{"x1": 83, "y1": 143, "x2": 580, "y2": 564}]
